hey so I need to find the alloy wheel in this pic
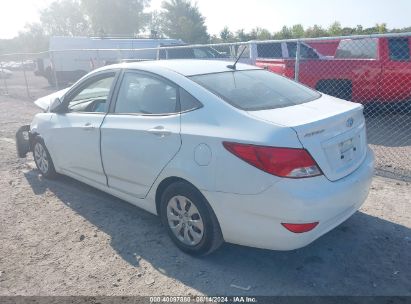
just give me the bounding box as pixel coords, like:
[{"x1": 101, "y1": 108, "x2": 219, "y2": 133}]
[{"x1": 34, "y1": 142, "x2": 49, "y2": 174}]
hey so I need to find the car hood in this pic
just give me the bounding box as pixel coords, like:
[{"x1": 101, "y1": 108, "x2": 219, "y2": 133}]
[{"x1": 34, "y1": 88, "x2": 70, "y2": 110}]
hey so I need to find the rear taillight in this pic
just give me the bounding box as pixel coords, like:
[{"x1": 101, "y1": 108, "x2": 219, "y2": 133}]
[
  {"x1": 223, "y1": 142, "x2": 322, "y2": 178},
  {"x1": 282, "y1": 222, "x2": 319, "y2": 233}
]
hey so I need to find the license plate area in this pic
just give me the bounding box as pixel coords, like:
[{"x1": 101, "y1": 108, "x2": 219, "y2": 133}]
[
  {"x1": 322, "y1": 126, "x2": 365, "y2": 172},
  {"x1": 339, "y1": 138, "x2": 356, "y2": 163}
]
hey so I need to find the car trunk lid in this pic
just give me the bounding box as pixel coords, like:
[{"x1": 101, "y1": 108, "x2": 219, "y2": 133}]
[{"x1": 248, "y1": 95, "x2": 367, "y2": 181}]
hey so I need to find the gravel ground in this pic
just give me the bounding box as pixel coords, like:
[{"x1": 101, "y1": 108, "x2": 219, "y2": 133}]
[{"x1": 0, "y1": 73, "x2": 410, "y2": 296}]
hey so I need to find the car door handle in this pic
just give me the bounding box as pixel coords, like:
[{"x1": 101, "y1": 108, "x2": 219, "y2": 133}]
[
  {"x1": 147, "y1": 126, "x2": 172, "y2": 137},
  {"x1": 82, "y1": 123, "x2": 95, "y2": 131}
]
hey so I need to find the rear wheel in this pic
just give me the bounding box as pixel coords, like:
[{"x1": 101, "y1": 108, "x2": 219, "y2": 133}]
[
  {"x1": 33, "y1": 137, "x2": 56, "y2": 178},
  {"x1": 160, "y1": 182, "x2": 223, "y2": 256}
]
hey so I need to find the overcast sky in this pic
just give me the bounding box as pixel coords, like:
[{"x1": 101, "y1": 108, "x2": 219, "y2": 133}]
[{"x1": 1, "y1": 0, "x2": 410, "y2": 39}]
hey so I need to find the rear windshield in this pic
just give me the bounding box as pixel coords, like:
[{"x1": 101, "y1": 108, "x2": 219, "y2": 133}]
[{"x1": 189, "y1": 70, "x2": 321, "y2": 111}]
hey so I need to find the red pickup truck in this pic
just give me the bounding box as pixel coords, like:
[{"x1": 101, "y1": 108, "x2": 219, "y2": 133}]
[{"x1": 254, "y1": 37, "x2": 411, "y2": 103}]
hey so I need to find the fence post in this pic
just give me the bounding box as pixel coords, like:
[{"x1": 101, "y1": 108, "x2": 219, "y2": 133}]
[
  {"x1": 0, "y1": 61, "x2": 9, "y2": 95},
  {"x1": 294, "y1": 40, "x2": 301, "y2": 82},
  {"x1": 21, "y1": 57, "x2": 31, "y2": 99},
  {"x1": 50, "y1": 51, "x2": 59, "y2": 90}
]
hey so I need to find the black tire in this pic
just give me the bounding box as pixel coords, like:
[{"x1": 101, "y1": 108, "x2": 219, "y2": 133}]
[
  {"x1": 160, "y1": 181, "x2": 224, "y2": 256},
  {"x1": 32, "y1": 137, "x2": 57, "y2": 179}
]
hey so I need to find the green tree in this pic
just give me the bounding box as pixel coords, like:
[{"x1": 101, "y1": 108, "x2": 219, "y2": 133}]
[
  {"x1": 220, "y1": 26, "x2": 234, "y2": 42},
  {"x1": 341, "y1": 27, "x2": 355, "y2": 36},
  {"x1": 355, "y1": 25, "x2": 363, "y2": 34},
  {"x1": 17, "y1": 23, "x2": 49, "y2": 53},
  {"x1": 291, "y1": 24, "x2": 305, "y2": 38},
  {"x1": 160, "y1": 0, "x2": 209, "y2": 43},
  {"x1": 275, "y1": 26, "x2": 292, "y2": 39},
  {"x1": 376, "y1": 23, "x2": 388, "y2": 33},
  {"x1": 235, "y1": 29, "x2": 250, "y2": 42},
  {"x1": 248, "y1": 27, "x2": 272, "y2": 40},
  {"x1": 305, "y1": 25, "x2": 328, "y2": 38},
  {"x1": 40, "y1": 0, "x2": 89, "y2": 36},
  {"x1": 148, "y1": 11, "x2": 163, "y2": 38},
  {"x1": 328, "y1": 21, "x2": 342, "y2": 36},
  {"x1": 81, "y1": 0, "x2": 150, "y2": 36}
]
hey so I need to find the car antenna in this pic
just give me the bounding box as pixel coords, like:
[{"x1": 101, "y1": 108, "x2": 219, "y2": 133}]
[{"x1": 227, "y1": 45, "x2": 247, "y2": 70}]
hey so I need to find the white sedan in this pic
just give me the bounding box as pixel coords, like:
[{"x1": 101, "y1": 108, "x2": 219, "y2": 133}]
[{"x1": 16, "y1": 60, "x2": 374, "y2": 255}]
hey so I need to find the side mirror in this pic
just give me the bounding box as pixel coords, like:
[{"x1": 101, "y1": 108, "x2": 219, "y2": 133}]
[{"x1": 49, "y1": 97, "x2": 62, "y2": 113}]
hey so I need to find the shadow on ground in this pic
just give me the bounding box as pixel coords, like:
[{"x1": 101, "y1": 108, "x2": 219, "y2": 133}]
[{"x1": 24, "y1": 170, "x2": 411, "y2": 296}]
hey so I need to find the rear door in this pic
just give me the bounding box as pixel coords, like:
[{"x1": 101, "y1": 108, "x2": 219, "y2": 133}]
[{"x1": 100, "y1": 71, "x2": 181, "y2": 198}]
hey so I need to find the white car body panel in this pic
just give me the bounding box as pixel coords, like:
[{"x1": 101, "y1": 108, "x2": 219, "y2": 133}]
[
  {"x1": 249, "y1": 95, "x2": 367, "y2": 181},
  {"x1": 27, "y1": 60, "x2": 374, "y2": 251},
  {"x1": 101, "y1": 114, "x2": 181, "y2": 198},
  {"x1": 34, "y1": 88, "x2": 70, "y2": 110},
  {"x1": 202, "y1": 149, "x2": 374, "y2": 250},
  {"x1": 50, "y1": 113, "x2": 107, "y2": 185}
]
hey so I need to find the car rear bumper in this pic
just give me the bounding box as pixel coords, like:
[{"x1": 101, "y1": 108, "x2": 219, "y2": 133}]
[{"x1": 203, "y1": 147, "x2": 374, "y2": 251}]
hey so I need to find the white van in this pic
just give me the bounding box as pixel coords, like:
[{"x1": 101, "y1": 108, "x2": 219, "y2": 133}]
[{"x1": 35, "y1": 36, "x2": 183, "y2": 85}]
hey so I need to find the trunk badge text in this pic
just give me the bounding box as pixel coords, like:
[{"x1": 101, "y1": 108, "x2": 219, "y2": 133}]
[
  {"x1": 304, "y1": 129, "x2": 325, "y2": 138},
  {"x1": 346, "y1": 118, "x2": 354, "y2": 128}
]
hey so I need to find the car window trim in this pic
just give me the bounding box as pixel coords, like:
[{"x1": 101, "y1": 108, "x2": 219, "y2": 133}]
[{"x1": 61, "y1": 69, "x2": 121, "y2": 115}]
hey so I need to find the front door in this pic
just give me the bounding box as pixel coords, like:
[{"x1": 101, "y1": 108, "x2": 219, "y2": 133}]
[{"x1": 48, "y1": 72, "x2": 117, "y2": 185}]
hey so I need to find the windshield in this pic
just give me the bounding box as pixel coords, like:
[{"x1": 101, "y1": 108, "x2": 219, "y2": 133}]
[{"x1": 190, "y1": 70, "x2": 321, "y2": 111}]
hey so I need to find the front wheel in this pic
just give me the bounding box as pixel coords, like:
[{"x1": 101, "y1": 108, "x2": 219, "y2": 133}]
[
  {"x1": 33, "y1": 138, "x2": 56, "y2": 178},
  {"x1": 160, "y1": 182, "x2": 223, "y2": 256}
]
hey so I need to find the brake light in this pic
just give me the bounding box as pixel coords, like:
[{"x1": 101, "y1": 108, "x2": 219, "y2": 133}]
[
  {"x1": 282, "y1": 222, "x2": 319, "y2": 233},
  {"x1": 223, "y1": 142, "x2": 322, "y2": 178}
]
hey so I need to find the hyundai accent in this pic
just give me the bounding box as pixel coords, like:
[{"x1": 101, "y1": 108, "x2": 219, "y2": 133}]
[{"x1": 16, "y1": 60, "x2": 374, "y2": 255}]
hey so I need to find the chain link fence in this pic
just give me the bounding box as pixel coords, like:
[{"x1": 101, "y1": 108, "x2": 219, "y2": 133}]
[{"x1": 1, "y1": 33, "x2": 410, "y2": 181}]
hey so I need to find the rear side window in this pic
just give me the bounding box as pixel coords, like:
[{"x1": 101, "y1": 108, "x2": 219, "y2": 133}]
[
  {"x1": 335, "y1": 38, "x2": 377, "y2": 59},
  {"x1": 388, "y1": 38, "x2": 410, "y2": 61},
  {"x1": 287, "y1": 43, "x2": 319, "y2": 59},
  {"x1": 115, "y1": 72, "x2": 178, "y2": 115},
  {"x1": 179, "y1": 88, "x2": 202, "y2": 112},
  {"x1": 257, "y1": 43, "x2": 282, "y2": 58},
  {"x1": 190, "y1": 70, "x2": 320, "y2": 111}
]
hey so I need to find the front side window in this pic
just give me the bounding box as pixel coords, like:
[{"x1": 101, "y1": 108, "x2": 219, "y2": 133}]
[
  {"x1": 388, "y1": 38, "x2": 410, "y2": 61},
  {"x1": 190, "y1": 70, "x2": 320, "y2": 111},
  {"x1": 67, "y1": 74, "x2": 115, "y2": 113},
  {"x1": 335, "y1": 38, "x2": 378, "y2": 59},
  {"x1": 115, "y1": 72, "x2": 178, "y2": 114}
]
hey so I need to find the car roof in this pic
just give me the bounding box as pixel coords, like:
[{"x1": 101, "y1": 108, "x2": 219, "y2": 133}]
[{"x1": 100, "y1": 59, "x2": 261, "y2": 76}]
